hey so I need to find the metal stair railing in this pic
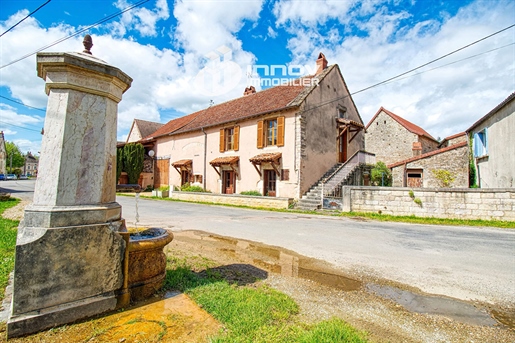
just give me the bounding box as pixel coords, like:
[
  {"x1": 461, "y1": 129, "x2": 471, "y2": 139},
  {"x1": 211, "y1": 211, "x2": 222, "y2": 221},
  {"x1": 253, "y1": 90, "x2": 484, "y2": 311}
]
[{"x1": 321, "y1": 151, "x2": 375, "y2": 207}]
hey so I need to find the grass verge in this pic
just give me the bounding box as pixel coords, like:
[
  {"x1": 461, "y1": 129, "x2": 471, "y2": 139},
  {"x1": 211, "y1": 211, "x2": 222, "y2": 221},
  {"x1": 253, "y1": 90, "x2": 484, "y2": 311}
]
[
  {"x1": 165, "y1": 254, "x2": 369, "y2": 343},
  {"x1": 0, "y1": 198, "x2": 20, "y2": 301}
]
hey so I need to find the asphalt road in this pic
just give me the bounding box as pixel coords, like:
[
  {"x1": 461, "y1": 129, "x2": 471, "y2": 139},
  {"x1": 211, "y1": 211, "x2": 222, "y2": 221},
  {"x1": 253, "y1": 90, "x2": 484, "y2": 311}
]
[{"x1": 2, "y1": 180, "x2": 514, "y2": 307}]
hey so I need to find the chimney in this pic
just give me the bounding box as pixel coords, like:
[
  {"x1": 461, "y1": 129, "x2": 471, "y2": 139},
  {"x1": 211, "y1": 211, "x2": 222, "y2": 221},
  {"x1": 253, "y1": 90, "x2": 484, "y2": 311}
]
[
  {"x1": 412, "y1": 142, "x2": 422, "y2": 156},
  {"x1": 244, "y1": 85, "x2": 256, "y2": 96},
  {"x1": 315, "y1": 52, "x2": 328, "y2": 75}
]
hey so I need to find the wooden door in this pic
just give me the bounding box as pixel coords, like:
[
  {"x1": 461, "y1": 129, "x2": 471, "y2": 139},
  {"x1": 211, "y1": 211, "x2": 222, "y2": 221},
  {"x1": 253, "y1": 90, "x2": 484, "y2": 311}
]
[
  {"x1": 406, "y1": 169, "x2": 423, "y2": 188},
  {"x1": 338, "y1": 131, "x2": 348, "y2": 163},
  {"x1": 264, "y1": 170, "x2": 277, "y2": 197},
  {"x1": 154, "y1": 159, "x2": 169, "y2": 188},
  {"x1": 181, "y1": 170, "x2": 190, "y2": 186},
  {"x1": 223, "y1": 170, "x2": 235, "y2": 194}
]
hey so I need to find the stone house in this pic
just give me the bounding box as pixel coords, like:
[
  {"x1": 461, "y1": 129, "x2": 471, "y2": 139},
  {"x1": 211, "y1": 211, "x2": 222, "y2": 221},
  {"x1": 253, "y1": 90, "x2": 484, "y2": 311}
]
[
  {"x1": 467, "y1": 92, "x2": 515, "y2": 188},
  {"x1": 0, "y1": 131, "x2": 6, "y2": 175},
  {"x1": 365, "y1": 107, "x2": 440, "y2": 166},
  {"x1": 388, "y1": 140, "x2": 469, "y2": 188},
  {"x1": 23, "y1": 152, "x2": 38, "y2": 176},
  {"x1": 438, "y1": 132, "x2": 467, "y2": 148},
  {"x1": 139, "y1": 54, "x2": 366, "y2": 199}
]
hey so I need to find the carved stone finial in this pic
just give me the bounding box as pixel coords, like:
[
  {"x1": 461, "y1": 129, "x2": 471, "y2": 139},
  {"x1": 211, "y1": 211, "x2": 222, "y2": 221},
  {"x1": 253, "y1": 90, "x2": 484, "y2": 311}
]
[{"x1": 83, "y1": 35, "x2": 93, "y2": 55}]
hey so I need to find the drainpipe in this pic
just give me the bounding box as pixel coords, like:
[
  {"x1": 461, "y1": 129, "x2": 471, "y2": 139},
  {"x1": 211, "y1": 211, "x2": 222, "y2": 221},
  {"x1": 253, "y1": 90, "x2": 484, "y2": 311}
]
[{"x1": 202, "y1": 127, "x2": 207, "y2": 190}]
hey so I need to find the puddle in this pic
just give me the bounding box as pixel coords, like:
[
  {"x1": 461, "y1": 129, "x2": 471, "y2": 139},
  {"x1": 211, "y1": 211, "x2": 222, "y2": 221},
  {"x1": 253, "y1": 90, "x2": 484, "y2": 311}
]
[
  {"x1": 188, "y1": 231, "x2": 513, "y2": 328},
  {"x1": 368, "y1": 284, "x2": 497, "y2": 327}
]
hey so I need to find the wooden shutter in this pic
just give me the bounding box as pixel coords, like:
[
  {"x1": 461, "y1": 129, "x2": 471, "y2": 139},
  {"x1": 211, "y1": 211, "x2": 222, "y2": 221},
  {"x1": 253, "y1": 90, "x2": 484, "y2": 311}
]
[
  {"x1": 219, "y1": 128, "x2": 225, "y2": 152},
  {"x1": 234, "y1": 126, "x2": 240, "y2": 151},
  {"x1": 277, "y1": 116, "x2": 285, "y2": 147},
  {"x1": 257, "y1": 120, "x2": 264, "y2": 148}
]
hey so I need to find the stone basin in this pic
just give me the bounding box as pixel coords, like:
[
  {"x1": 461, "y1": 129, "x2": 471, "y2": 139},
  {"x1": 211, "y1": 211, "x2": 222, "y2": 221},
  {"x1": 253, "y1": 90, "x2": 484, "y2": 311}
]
[{"x1": 127, "y1": 228, "x2": 174, "y2": 301}]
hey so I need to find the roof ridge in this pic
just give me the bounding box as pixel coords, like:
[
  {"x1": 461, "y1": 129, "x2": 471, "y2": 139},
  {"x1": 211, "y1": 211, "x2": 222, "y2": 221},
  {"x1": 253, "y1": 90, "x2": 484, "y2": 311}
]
[{"x1": 377, "y1": 107, "x2": 437, "y2": 142}]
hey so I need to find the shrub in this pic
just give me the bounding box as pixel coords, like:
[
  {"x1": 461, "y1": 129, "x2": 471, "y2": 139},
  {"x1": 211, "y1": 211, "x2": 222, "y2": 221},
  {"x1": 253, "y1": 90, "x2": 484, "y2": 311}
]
[
  {"x1": 181, "y1": 183, "x2": 209, "y2": 193},
  {"x1": 116, "y1": 147, "x2": 124, "y2": 183},
  {"x1": 432, "y1": 169, "x2": 456, "y2": 188},
  {"x1": 371, "y1": 161, "x2": 392, "y2": 186},
  {"x1": 158, "y1": 185, "x2": 170, "y2": 191},
  {"x1": 240, "y1": 190, "x2": 262, "y2": 196}
]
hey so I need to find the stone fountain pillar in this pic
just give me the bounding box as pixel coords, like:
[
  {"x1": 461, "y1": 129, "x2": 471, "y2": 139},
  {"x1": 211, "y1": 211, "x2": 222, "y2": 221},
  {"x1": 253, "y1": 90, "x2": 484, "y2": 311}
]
[{"x1": 7, "y1": 37, "x2": 132, "y2": 338}]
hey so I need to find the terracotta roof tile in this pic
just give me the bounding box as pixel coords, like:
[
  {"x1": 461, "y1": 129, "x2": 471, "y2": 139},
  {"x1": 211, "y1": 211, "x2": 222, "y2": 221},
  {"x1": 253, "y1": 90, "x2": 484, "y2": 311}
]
[
  {"x1": 145, "y1": 66, "x2": 340, "y2": 139},
  {"x1": 209, "y1": 156, "x2": 240, "y2": 166},
  {"x1": 249, "y1": 152, "x2": 282, "y2": 164},
  {"x1": 366, "y1": 107, "x2": 438, "y2": 142},
  {"x1": 171, "y1": 159, "x2": 192, "y2": 167},
  {"x1": 388, "y1": 141, "x2": 468, "y2": 168}
]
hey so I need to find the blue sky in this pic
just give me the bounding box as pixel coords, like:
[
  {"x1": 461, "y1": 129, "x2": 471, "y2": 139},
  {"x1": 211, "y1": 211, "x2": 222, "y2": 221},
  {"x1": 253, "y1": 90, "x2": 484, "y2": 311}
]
[{"x1": 0, "y1": 0, "x2": 513, "y2": 154}]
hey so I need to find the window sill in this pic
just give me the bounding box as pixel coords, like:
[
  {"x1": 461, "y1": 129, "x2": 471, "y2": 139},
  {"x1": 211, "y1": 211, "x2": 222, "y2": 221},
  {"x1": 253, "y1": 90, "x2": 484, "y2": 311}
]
[{"x1": 476, "y1": 155, "x2": 489, "y2": 162}]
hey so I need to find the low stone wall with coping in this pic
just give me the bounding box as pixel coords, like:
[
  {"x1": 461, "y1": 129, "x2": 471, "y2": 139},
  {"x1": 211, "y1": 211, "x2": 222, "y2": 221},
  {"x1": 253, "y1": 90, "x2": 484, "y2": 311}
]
[
  {"x1": 169, "y1": 191, "x2": 293, "y2": 210},
  {"x1": 342, "y1": 186, "x2": 515, "y2": 221}
]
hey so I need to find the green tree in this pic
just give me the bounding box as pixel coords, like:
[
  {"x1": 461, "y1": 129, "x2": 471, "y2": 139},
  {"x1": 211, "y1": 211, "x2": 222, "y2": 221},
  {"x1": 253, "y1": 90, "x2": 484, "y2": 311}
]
[
  {"x1": 5, "y1": 142, "x2": 25, "y2": 173},
  {"x1": 371, "y1": 161, "x2": 392, "y2": 186},
  {"x1": 123, "y1": 143, "x2": 144, "y2": 184},
  {"x1": 116, "y1": 147, "x2": 124, "y2": 183}
]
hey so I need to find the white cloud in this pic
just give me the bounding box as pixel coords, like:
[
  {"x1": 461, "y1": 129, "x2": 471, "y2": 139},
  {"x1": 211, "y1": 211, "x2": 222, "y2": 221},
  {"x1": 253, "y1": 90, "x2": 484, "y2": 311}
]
[
  {"x1": 267, "y1": 26, "x2": 277, "y2": 38},
  {"x1": 112, "y1": 0, "x2": 170, "y2": 37},
  {"x1": 13, "y1": 138, "x2": 41, "y2": 155},
  {"x1": 275, "y1": 0, "x2": 515, "y2": 139}
]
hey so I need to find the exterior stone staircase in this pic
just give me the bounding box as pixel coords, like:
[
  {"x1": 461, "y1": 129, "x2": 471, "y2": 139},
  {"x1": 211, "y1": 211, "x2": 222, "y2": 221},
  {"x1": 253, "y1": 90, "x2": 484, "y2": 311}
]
[{"x1": 296, "y1": 151, "x2": 376, "y2": 211}]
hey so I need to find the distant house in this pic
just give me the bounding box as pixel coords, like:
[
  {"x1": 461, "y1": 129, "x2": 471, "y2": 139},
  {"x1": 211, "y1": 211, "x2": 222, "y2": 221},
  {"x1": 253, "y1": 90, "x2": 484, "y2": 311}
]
[
  {"x1": 467, "y1": 92, "x2": 515, "y2": 188},
  {"x1": 23, "y1": 152, "x2": 38, "y2": 176},
  {"x1": 388, "y1": 141, "x2": 469, "y2": 188},
  {"x1": 140, "y1": 53, "x2": 367, "y2": 199},
  {"x1": 365, "y1": 107, "x2": 440, "y2": 166},
  {"x1": 438, "y1": 132, "x2": 467, "y2": 148},
  {"x1": 0, "y1": 131, "x2": 6, "y2": 175},
  {"x1": 126, "y1": 119, "x2": 163, "y2": 143}
]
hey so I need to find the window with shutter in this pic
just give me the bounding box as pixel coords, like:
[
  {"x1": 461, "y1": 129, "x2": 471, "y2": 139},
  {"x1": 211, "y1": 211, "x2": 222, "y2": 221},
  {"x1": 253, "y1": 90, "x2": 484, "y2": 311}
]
[
  {"x1": 277, "y1": 116, "x2": 285, "y2": 147},
  {"x1": 234, "y1": 126, "x2": 240, "y2": 151},
  {"x1": 257, "y1": 120, "x2": 264, "y2": 148},
  {"x1": 219, "y1": 129, "x2": 225, "y2": 152}
]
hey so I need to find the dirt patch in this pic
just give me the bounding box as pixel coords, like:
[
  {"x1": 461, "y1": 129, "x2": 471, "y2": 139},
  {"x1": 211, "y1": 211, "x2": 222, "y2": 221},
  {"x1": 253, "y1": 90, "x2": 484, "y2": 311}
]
[
  {"x1": 2, "y1": 201, "x2": 28, "y2": 221},
  {"x1": 168, "y1": 230, "x2": 515, "y2": 343}
]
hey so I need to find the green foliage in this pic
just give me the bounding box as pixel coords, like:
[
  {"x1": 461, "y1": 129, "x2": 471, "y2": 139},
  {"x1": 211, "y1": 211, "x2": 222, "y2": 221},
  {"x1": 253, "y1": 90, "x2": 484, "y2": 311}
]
[
  {"x1": 468, "y1": 134, "x2": 477, "y2": 187},
  {"x1": 164, "y1": 253, "x2": 369, "y2": 343},
  {"x1": 431, "y1": 169, "x2": 456, "y2": 188},
  {"x1": 180, "y1": 183, "x2": 209, "y2": 192},
  {"x1": 370, "y1": 161, "x2": 392, "y2": 186},
  {"x1": 116, "y1": 147, "x2": 124, "y2": 183},
  {"x1": 0, "y1": 198, "x2": 20, "y2": 300},
  {"x1": 414, "y1": 198, "x2": 422, "y2": 206},
  {"x1": 5, "y1": 142, "x2": 25, "y2": 171},
  {"x1": 240, "y1": 190, "x2": 262, "y2": 196},
  {"x1": 408, "y1": 190, "x2": 415, "y2": 198},
  {"x1": 123, "y1": 143, "x2": 144, "y2": 184},
  {"x1": 157, "y1": 185, "x2": 170, "y2": 191}
]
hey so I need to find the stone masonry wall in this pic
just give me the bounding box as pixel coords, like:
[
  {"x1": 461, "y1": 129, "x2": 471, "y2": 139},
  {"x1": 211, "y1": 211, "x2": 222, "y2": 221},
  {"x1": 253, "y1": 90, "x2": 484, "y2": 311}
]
[
  {"x1": 365, "y1": 111, "x2": 420, "y2": 166},
  {"x1": 391, "y1": 144, "x2": 468, "y2": 188},
  {"x1": 170, "y1": 192, "x2": 293, "y2": 209},
  {"x1": 342, "y1": 186, "x2": 515, "y2": 221}
]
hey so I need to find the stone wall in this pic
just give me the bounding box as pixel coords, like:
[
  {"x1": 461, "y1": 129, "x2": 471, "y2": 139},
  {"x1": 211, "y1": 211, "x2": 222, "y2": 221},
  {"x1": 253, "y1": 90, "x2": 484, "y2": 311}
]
[
  {"x1": 169, "y1": 191, "x2": 293, "y2": 209},
  {"x1": 391, "y1": 143, "x2": 468, "y2": 188},
  {"x1": 342, "y1": 186, "x2": 515, "y2": 221}
]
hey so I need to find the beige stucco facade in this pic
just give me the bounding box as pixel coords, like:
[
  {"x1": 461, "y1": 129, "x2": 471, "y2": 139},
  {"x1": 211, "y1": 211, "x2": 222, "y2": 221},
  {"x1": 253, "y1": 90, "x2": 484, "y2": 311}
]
[{"x1": 150, "y1": 64, "x2": 365, "y2": 199}]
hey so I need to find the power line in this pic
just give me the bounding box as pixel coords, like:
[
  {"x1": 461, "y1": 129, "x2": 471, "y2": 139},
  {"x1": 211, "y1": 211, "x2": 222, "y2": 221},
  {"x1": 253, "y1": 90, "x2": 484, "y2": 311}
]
[
  {"x1": 300, "y1": 24, "x2": 515, "y2": 113},
  {"x1": 0, "y1": 121, "x2": 42, "y2": 133},
  {"x1": 0, "y1": 0, "x2": 150, "y2": 69},
  {"x1": 0, "y1": 95, "x2": 46, "y2": 112},
  {"x1": 0, "y1": 0, "x2": 52, "y2": 38}
]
